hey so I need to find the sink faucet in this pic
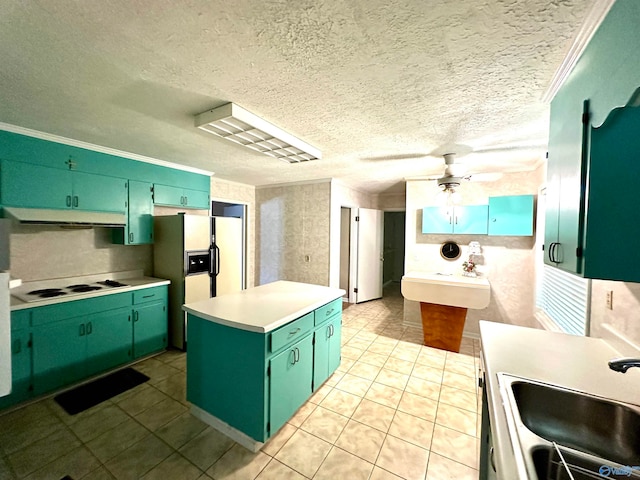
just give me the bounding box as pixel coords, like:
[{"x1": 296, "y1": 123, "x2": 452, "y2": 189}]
[{"x1": 608, "y1": 358, "x2": 640, "y2": 373}]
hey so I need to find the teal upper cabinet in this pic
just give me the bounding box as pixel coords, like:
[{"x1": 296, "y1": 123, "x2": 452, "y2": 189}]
[
  {"x1": 1, "y1": 161, "x2": 70, "y2": 209},
  {"x1": 422, "y1": 205, "x2": 488, "y2": 234},
  {"x1": 581, "y1": 103, "x2": 640, "y2": 281},
  {"x1": 153, "y1": 184, "x2": 209, "y2": 209},
  {"x1": 0, "y1": 160, "x2": 126, "y2": 213},
  {"x1": 0, "y1": 130, "x2": 211, "y2": 210},
  {"x1": 113, "y1": 180, "x2": 154, "y2": 245},
  {"x1": 488, "y1": 195, "x2": 534, "y2": 236},
  {"x1": 543, "y1": 0, "x2": 640, "y2": 280}
]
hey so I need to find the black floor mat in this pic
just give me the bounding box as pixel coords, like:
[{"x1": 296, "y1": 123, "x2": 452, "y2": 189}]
[{"x1": 54, "y1": 367, "x2": 149, "y2": 415}]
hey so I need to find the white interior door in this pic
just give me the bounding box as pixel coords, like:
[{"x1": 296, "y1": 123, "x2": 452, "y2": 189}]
[{"x1": 355, "y1": 208, "x2": 383, "y2": 303}]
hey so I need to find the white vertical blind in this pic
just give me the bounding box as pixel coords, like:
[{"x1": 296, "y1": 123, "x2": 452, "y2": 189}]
[{"x1": 536, "y1": 265, "x2": 591, "y2": 336}]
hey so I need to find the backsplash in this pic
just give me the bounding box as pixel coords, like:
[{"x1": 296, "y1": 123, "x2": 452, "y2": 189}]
[
  {"x1": 590, "y1": 280, "x2": 640, "y2": 352},
  {"x1": 9, "y1": 223, "x2": 152, "y2": 282}
]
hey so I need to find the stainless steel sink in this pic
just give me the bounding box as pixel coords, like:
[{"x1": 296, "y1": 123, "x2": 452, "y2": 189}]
[{"x1": 498, "y1": 373, "x2": 640, "y2": 479}]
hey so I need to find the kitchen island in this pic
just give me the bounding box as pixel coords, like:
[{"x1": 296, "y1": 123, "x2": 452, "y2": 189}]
[{"x1": 183, "y1": 281, "x2": 345, "y2": 451}]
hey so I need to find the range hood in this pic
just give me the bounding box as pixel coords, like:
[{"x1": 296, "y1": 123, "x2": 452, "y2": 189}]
[{"x1": 3, "y1": 207, "x2": 126, "y2": 227}]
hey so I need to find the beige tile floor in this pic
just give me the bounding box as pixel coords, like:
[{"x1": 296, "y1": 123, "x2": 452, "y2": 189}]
[{"x1": 0, "y1": 284, "x2": 481, "y2": 480}]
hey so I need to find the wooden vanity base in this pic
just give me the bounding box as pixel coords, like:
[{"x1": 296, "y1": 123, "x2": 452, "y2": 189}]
[{"x1": 419, "y1": 302, "x2": 468, "y2": 352}]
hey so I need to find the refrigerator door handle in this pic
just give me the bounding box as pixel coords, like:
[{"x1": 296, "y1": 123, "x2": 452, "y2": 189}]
[{"x1": 215, "y1": 244, "x2": 221, "y2": 276}]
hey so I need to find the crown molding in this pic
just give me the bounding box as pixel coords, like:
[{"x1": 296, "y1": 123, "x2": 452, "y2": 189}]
[
  {"x1": 542, "y1": 0, "x2": 616, "y2": 103},
  {"x1": 0, "y1": 122, "x2": 214, "y2": 176}
]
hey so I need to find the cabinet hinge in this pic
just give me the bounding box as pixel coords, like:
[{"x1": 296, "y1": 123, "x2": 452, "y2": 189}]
[
  {"x1": 355, "y1": 216, "x2": 359, "y2": 222},
  {"x1": 267, "y1": 422, "x2": 270, "y2": 434},
  {"x1": 267, "y1": 365, "x2": 271, "y2": 376},
  {"x1": 353, "y1": 288, "x2": 358, "y2": 293},
  {"x1": 27, "y1": 338, "x2": 32, "y2": 349},
  {"x1": 311, "y1": 381, "x2": 314, "y2": 391},
  {"x1": 541, "y1": 244, "x2": 545, "y2": 251},
  {"x1": 576, "y1": 247, "x2": 583, "y2": 258},
  {"x1": 28, "y1": 384, "x2": 34, "y2": 392}
]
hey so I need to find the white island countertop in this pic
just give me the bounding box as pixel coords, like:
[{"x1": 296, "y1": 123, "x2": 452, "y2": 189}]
[{"x1": 183, "y1": 281, "x2": 346, "y2": 333}]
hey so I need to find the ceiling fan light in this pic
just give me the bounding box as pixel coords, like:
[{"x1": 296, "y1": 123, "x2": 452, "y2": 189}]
[{"x1": 195, "y1": 103, "x2": 321, "y2": 162}]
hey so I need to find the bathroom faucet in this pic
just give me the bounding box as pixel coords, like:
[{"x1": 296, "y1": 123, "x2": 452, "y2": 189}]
[{"x1": 608, "y1": 358, "x2": 640, "y2": 373}]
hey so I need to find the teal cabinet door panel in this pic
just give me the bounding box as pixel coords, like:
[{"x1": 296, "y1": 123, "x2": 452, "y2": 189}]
[
  {"x1": 0, "y1": 329, "x2": 32, "y2": 410},
  {"x1": 312, "y1": 315, "x2": 342, "y2": 391},
  {"x1": 114, "y1": 180, "x2": 154, "y2": 245},
  {"x1": 153, "y1": 184, "x2": 183, "y2": 207},
  {"x1": 153, "y1": 184, "x2": 209, "y2": 209},
  {"x1": 422, "y1": 207, "x2": 453, "y2": 234},
  {"x1": 312, "y1": 324, "x2": 331, "y2": 389},
  {"x1": 327, "y1": 316, "x2": 341, "y2": 375},
  {"x1": 133, "y1": 301, "x2": 167, "y2": 358},
  {"x1": 269, "y1": 334, "x2": 313, "y2": 434},
  {"x1": 32, "y1": 317, "x2": 86, "y2": 395},
  {"x1": 127, "y1": 180, "x2": 154, "y2": 245},
  {"x1": 183, "y1": 188, "x2": 210, "y2": 209},
  {"x1": 488, "y1": 195, "x2": 534, "y2": 236},
  {"x1": 86, "y1": 307, "x2": 133, "y2": 376},
  {"x1": 454, "y1": 205, "x2": 489, "y2": 234},
  {"x1": 72, "y1": 172, "x2": 127, "y2": 213},
  {"x1": 1, "y1": 160, "x2": 71, "y2": 209}
]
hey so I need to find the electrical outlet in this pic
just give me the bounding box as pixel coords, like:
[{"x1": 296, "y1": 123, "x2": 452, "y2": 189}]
[
  {"x1": 304, "y1": 254, "x2": 311, "y2": 263},
  {"x1": 606, "y1": 290, "x2": 613, "y2": 310}
]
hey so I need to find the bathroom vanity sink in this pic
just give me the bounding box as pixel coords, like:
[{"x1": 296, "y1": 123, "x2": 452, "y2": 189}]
[{"x1": 401, "y1": 271, "x2": 490, "y2": 309}]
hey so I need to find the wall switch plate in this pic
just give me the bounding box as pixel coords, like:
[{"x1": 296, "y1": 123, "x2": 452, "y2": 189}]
[{"x1": 606, "y1": 290, "x2": 613, "y2": 310}]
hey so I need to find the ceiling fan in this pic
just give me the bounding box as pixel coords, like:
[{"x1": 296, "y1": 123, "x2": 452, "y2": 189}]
[{"x1": 425, "y1": 152, "x2": 503, "y2": 191}]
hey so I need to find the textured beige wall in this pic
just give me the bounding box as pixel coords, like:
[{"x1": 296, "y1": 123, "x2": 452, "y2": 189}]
[
  {"x1": 404, "y1": 167, "x2": 544, "y2": 338},
  {"x1": 9, "y1": 224, "x2": 152, "y2": 282},
  {"x1": 256, "y1": 181, "x2": 331, "y2": 286},
  {"x1": 210, "y1": 177, "x2": 256, "y2": 288},
  {"x1": 590, "y1": 280, "x2": 640, "y2": 349}
]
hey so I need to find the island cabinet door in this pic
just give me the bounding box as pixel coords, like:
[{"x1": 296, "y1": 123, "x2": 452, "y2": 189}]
[
  {"x1": 313, "y1": 315, "x2": 342, "y2": 391},
  {"x1": 269, "y1": 334, "x2": 313, "y2": 435}
]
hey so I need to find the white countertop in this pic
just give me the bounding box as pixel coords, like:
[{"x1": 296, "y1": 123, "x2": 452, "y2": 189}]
[
  {"x1": 10, "y1": 270, "x2": 170, "y2": 310},
  {"x1": 183, "y1": 280, "x2": 346, "y2": 333},
  {"x1": 480, "y1": 320, "x2": 640, "y2": 480}
]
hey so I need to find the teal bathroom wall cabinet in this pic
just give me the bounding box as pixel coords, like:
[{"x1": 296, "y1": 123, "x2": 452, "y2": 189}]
[
  {"x1": 488, "y1": 195, "x2": 534, "y2": 236},
  {"x1": 422, "y1": 205, "x2": 489, "y2": 234}
]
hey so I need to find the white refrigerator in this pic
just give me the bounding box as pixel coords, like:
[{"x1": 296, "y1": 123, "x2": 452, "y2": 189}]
[{"x1": 153, "y1": 214, "x2": 243, "y2": 350}]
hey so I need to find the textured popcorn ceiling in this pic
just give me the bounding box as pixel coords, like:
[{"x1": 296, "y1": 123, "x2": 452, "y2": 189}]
[{"x1": 0, "y1": 1, "x2": 594, "y2": 193}]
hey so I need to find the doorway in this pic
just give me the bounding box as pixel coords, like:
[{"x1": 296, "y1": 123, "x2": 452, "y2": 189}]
[{"x1": 383, "y1": 211, "x2": 406, "y2": 286}]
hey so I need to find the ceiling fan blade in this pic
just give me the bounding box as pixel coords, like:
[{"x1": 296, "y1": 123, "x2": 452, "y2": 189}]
[{"x1": 468, "y1": 172, "x2": 504, "y2": 182}]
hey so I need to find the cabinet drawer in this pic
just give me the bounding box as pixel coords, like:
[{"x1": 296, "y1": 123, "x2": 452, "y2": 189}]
[
  {"x1": 314, "y1": 298, "x2": 342, "y2": 326},
  {"x1": 32, "y1": 292, "x2": 131, "y2": 326},
  {"x1": 270, "y1": 313, "x2": 314, "y2": 353},
  {"x1": 133, "y1": 286, "x2": 168, "y2": 305}
]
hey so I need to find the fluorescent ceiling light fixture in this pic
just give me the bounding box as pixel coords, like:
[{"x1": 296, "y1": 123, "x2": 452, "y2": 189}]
[{"x1": 195, "y1": 103, "x2": 321, "y2": 163}]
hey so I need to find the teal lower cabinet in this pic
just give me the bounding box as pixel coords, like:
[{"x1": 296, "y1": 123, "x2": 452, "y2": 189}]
[
  {"x1": 2, "y1": 284, "x2": 169, "y2": 410},
  {"x1": 0, "y1": 312, "x2": 33, "y2": 409},
  {"x1": 186, "y1": 297, "x2": 343, "y2": 451},
  {"x1": 312, "y1": 314, "x2": 342, "y2": 390},
  {"x1": 132, "y1": 287, "x2": 168, "y2": 358},
  {"x1": 269, "y1": 335, "x2": 313, "y2": 434},
  {"x1": 33, "y1": 316, "x2": 88, "y2": 395},
  {"x1": 85, "y1": 307, "x2": 133, "y2": 376}
]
